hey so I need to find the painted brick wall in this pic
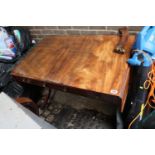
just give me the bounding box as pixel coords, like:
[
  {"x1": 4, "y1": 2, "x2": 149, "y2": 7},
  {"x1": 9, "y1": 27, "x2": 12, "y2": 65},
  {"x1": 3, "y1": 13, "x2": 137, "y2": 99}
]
[{"x1": 25, "y1": 26, "x2": 143, "y2": 42}]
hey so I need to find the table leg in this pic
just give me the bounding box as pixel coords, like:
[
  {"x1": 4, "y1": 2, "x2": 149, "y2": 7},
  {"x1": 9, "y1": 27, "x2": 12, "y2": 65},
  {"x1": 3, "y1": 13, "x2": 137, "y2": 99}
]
[
  {"x1": 44, "y1": 88, "x2": 51, "y2": 106},
  {"x1": 41, "y1": 88, "x2": 56, "y2": 109}
]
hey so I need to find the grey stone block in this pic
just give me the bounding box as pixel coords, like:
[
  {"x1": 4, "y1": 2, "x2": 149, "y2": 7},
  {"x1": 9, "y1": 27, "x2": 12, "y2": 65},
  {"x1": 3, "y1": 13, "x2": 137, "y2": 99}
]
[
  {"x1": 52, "y1": 108, "x2": 61, "y2": 114},
  {"x1": 58, "y1": 26, "x2": 72, "y2": 29},
  {"x1": 107, "y1": 26, "x2": 126, "y2": 30},
  {"x1": 44, "y1": 26, "x2": 58, "y2": 29},
  {"x1": 128, "y1": 26, "x2": 143, "y2": 31},
  {"x1": 41, "y1": 29, "x2": 55, "y2": 35},
  {"x1": 80, "y1": 30, "x2": 97, "y2": 35},
  {"x1": 66, "y1": 30, "x2": 81, "y2": 35},
  {"x1": 107, "y1": 26, "x2": 142, "y2": 32},
  {"x1": 53, "y1": 30, "x2": 67, "y2": 35},
  {"x1": 72, "y1": 26, "x2": 89, "y2": 29},
  {"x1": 42, "y1": 110, "x2": 50, "y2": 117},
  {"x1": 89, "y1": 26, "x2": 106, "y2": 30},
  {"x1": 29, "y1": 29, "x2": 42, "y2": 35},
  {"x1": 33, "y1": 26, "x2": 46, "y2": 29},
  {"x1": 48, "y1": 104, "x2": 54, "y2": 110},
  {"x1": 96, "y1": 30, "x2": 117, "y2": 35},
  {"x1": 46, "y1": 115, "x2": 54, "y2": 123}
]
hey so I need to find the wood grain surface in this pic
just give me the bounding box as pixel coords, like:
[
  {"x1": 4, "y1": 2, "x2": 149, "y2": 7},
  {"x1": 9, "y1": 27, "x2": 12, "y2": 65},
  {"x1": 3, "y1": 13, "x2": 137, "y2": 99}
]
[{"x1": 12, "y1": 35, "x2": 135, "y2": 111}]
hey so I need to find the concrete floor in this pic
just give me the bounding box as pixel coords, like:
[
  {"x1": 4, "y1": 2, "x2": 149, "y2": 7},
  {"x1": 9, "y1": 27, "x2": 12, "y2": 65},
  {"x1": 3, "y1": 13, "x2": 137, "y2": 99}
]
[
  {"x1": 0, "y1": 93, "x2": 55, "y2": 129},
  {"x1": 39, "y1": 89, "x2": 117, "y2": 129}
]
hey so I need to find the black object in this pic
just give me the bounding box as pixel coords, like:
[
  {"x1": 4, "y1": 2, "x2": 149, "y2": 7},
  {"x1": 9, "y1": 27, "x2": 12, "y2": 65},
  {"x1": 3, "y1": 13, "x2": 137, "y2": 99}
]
[
  {"x1": 0, "y1": 26, "x2": 32, "y2": 98},
  {"x1": 0, "y1": 63, "x2": 13, "y2": 87},
  {"x1": 137, "y1": 110, "x2": 155, "y2": 129},
  {"x1": 0, "y1": 26, "x2": 32, "y2": 63},
  {"x1": 3, "y1": 81, "x2": 24, "y2": 98},
  {"x1": 116, "y1": 108, "x2": 123, "y2": 129},
  {"x1": 126, "y1": 65, "x2": 151, "y2": 128},
  {"x1": 10, "y1": 27, "x2": 32, "y2": 53}
]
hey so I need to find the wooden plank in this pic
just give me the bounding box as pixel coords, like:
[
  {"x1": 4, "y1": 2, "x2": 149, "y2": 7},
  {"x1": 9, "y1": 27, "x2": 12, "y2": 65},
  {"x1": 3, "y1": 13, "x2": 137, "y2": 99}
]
[{"x1": 11, "y1": 35, "x2": 135, "y2": 111}]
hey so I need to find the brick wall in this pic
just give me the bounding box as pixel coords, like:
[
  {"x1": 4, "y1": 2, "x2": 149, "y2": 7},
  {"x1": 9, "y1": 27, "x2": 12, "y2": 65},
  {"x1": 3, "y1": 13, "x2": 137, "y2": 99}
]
[{"x1": 25, "y1": 26, "x2": 143, "y2": 42}]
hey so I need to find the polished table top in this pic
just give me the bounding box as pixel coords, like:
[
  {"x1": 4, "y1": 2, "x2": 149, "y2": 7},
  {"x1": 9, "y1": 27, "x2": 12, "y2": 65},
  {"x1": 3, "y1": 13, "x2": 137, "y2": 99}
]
[{"x1": 12, "y1": 35, "x2": 135, "y2": 111}]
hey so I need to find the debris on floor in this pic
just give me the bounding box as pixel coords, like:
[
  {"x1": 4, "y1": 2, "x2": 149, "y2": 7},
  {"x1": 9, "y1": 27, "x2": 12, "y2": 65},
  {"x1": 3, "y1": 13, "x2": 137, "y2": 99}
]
[{"x1": 38, "y1": 89, "x2": 116, "y2": 129}]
